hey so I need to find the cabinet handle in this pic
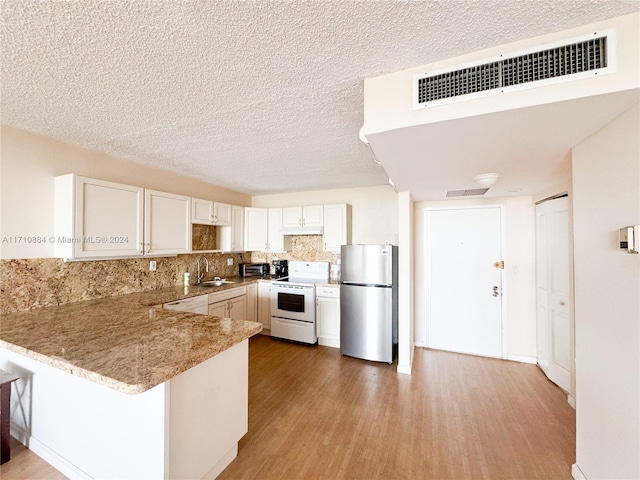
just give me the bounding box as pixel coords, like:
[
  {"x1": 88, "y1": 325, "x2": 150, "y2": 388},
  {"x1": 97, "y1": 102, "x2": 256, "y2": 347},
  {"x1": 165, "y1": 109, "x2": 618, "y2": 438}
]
[
  {"x1": 140, "y1": 242, "x2": 145, "y2": 254},
  {"x1": 316, "y1": 298, "x2": 319, "y2": 307}
]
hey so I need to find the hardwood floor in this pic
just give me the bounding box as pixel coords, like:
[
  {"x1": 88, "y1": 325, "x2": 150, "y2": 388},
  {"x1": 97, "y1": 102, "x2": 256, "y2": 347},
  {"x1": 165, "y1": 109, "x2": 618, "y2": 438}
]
[
  {"x1": 220, "y1": 335, "x2": 575, "y2": 480},
  {"x1": 0, "y1": 335, "x2": 575, "y2": 479}
]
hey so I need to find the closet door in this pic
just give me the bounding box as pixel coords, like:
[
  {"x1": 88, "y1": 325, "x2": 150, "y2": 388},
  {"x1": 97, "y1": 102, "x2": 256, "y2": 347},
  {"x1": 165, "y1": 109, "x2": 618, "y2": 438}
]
[{"x1": 536, "y1": 195, "x2": 571, "y2": 392}]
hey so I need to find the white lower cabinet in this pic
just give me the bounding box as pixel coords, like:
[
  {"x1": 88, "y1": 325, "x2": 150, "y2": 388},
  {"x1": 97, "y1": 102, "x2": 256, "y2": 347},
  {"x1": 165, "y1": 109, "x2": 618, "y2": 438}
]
[
  {"x1": 208, "y1": 286, "x2": 247, "y2": 319},
  {"x1": 246, "y1": 282, "x2": 257, "y2": 322},
  {"x1": 257, "y1": 281, "x2": 271, "y2": 333},
  {"x1": 316, "y1": 286, "x2": 340, "y2": 348}
]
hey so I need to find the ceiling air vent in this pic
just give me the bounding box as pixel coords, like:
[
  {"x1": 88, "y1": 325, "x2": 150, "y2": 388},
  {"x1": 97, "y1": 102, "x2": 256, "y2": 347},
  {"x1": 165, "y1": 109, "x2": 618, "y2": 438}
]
[
  {"x1": 446, "y1": 188, "x2": 490, "y2": 198},
  {"x1": 414, "y1": 30, "x2": 615, "y2": 109}
]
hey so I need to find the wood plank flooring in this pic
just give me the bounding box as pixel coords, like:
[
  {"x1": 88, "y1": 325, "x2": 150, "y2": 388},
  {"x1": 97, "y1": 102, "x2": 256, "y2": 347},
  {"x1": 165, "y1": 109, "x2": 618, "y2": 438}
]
[
  {"x1": 219, "y1": 335, "x2": 575, "y2": 480},
  {"x1": 0, "y1": 335, "x2": 575, "y2": 479}
]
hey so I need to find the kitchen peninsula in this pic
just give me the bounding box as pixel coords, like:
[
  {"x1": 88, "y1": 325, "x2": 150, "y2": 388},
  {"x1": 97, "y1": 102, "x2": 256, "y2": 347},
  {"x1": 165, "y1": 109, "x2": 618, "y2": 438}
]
[{"x1": 0, "y1": 285, "x2": 262, "y2": 479}]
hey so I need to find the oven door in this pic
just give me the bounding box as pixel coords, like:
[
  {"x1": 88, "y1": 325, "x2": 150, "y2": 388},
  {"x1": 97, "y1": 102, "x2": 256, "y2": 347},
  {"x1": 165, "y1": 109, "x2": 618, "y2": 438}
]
[{"x1": 270, "y1": 283, "x2": 315, "y2": 322}]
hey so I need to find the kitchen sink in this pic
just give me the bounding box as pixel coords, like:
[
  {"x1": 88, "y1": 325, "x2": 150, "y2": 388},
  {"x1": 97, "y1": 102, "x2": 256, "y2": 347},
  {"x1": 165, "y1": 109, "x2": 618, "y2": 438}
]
[{"x1": 199, "y1": 279, "x2": 235, "y2": 287}]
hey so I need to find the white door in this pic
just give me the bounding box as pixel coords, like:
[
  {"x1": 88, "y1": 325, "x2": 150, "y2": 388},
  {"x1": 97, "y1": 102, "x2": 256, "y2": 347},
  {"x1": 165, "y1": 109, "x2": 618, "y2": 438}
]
[
  {"x1": 426, "y1": 206, "x2": 504, "y2": 358},
  {"x1": 536, "y1": 196, "x2": 571, "y2": 392}
]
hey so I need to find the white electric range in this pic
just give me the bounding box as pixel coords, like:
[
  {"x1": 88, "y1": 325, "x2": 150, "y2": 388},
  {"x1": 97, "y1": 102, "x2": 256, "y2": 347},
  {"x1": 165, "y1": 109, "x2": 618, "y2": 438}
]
[{"x1": 270, "y1": 261, "x2": 329, "y2": 344}]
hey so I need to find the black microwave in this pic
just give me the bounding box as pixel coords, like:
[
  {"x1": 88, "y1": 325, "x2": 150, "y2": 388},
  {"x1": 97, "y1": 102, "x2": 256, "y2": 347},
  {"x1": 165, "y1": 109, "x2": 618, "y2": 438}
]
[{"x1": 239, "y1": 263, "x2": 270, "y2": 277}]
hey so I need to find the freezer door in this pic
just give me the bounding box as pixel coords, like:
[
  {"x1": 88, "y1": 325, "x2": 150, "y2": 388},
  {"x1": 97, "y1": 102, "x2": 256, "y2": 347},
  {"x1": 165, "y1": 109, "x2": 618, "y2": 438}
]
[
  {"x1": 340, "y1": 245, "x2": 394, "y2": 286},
  {"x1": 340, "y1": 283, "x2": 393, "y2": 363}
]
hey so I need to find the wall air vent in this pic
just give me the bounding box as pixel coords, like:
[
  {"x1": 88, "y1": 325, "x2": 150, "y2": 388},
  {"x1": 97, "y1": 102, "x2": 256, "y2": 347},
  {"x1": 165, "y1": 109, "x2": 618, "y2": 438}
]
[
  {"x1": 446, "y1": 188, "x2": 490, "y2": 198},
  {"x1": 414, "y1": 30, "x2": 615, "y2": 110}
]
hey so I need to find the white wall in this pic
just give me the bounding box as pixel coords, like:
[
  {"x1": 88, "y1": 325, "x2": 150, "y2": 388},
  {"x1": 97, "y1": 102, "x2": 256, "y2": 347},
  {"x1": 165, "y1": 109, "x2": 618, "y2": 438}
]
[
  {"x1": 396, "y1": 191, "x2": 414, "y2": 374},
  {"x1": 0, "y1": 126, "x2": 251, "y2": 259},
  {"x1": 571, "y1": 103, "x2": 639, "y2": 479},
  {"x1": 252, "y1": 185, "x2": 399, "y2": 246},
  {"x1": 414, "y1": 196, "x2": 537, "y2": 360}
]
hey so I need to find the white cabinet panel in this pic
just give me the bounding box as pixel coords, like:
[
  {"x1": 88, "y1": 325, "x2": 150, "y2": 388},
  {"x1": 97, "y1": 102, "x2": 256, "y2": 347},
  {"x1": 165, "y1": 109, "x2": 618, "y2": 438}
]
[
  {"x1": 302, "y1": 205, "x2": 323, "y2": 227},
  {"x1": 257, "y1": 281, "x2": 271, "y2": 332},
  {"x1": 54, "y1": 174, "x2": 144, "y2": 259},
  {"x1": 244, "y1": 208, "x2": 268, "y2": 251},
  {"x1": 192, "y1": 198, "x2": 214, "y2": 225},
  {"x1": 145, "y1": 190, "x2": 191, "y2": 255},
  {"x1": 268, "y1": 208, "x2": 285, "y2": 252},
  {"x1": 282, "y1": 205, "x2": 323, "y2": 228},
  {"x1": 217, "y1": 205, "x2": 245, "y2": 252},
  {"x1": 246, "y1": 283, "x2": 257, "y2": 323},
  {"x1": 244, "y1": 208, "x2": 290, "y2": 252},
  {"x1": 282, "y1": 207, "x2": 303, "y2": 228},
  {"x1": 213, "y1": 203, "x2": 232, "y2": 226},
  {"x1": 316, "y1": 286, "x2": 340, "y2": 348},
  {"x1": 323, "y1": 204, "x2": 351, "y2": 253}
]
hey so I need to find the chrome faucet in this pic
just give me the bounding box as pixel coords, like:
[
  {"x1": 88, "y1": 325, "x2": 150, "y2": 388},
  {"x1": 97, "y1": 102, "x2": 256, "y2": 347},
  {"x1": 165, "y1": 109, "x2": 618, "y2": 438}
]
[{"x1": 196, "y1": 256, "x2": 209, "y2": 284}]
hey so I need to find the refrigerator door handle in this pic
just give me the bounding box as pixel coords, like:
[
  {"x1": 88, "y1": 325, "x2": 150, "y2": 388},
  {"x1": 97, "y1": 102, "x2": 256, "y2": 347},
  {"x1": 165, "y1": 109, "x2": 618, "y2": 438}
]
[{"x1": 340, "y1": 282, "x2": 391, "y2": 288}]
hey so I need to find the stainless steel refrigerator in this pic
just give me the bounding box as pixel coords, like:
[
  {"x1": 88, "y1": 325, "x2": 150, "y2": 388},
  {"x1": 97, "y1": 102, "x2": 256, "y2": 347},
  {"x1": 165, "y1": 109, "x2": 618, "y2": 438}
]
[{"x1": 340, "y1": 244, "x2": 398, "y2": 363}]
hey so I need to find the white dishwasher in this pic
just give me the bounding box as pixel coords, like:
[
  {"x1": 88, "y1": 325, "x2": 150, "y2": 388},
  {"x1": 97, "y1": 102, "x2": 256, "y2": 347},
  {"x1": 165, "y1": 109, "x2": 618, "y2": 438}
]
[{"x1": 163, "y1": 295, "x2": 208, "y2": 314}]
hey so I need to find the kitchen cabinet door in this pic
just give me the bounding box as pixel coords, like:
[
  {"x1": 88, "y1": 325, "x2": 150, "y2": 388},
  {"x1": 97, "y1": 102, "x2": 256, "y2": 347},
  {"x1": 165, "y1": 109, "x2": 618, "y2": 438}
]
[
  {"x1": 192, "y1": 198, "x2": 214, "y2": 225},
  {"x1": 316, "y1": 286, "x2": 340, "y2": 348},
  {"x1": 228, "y1": 295, "x2": 246, "y2": 320},
  {"x1": 246, "y1": 283, "x2": 257, "y2": 322},
  {"x1": 208, "y1": 300, "x2": 228, "y2": 318},
  {"x1": 217, "y1": 205, "x2": 245, "y2": 252},
  {"x1": 145, "y1": 190, "x2": 192, "y2": 255},
  {"x1": 54, "y1": 174, "x2": 144, "y2": 259},
  {"x1": 323, "y1": 204, "x2": 351, "y2": 253},
  {"x1": 282, "y1": 207, "x2": 303, "y2": 228},
  {"x1": 282, "y1": 205, "x2": 323, "y2": 228},
  {"x1": 213, "y1": 202, "x2": 232, "y2": 226},
  {"x1": 244, "y1": 207, "x2": 268, "y2": 251},
  {"x1": 302, "y1": 205, "x2": 324, "y2": 227},
  {"x1": 257, "y1": 281, "x2": 271, "y2": 332},
  {"x1": 268, "y1": 208, "x2": 286, "y2": 252}
]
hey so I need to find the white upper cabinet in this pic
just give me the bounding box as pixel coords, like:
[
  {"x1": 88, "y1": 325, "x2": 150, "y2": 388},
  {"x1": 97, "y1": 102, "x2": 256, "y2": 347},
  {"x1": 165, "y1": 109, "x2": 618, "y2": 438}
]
[
  {"x1": 212, "y1": 202, "x2": 232, "y2": 226},
  {"x1": 192, "y1": 198, "x2": 214, "y2": 225},
  {"x1": 282, "y1": 205, "x2": 323, "y2": 228},
  {"x1": 192, "y1": 199, "x2": 232, "y2": 226},
  {"x1": 54, "y1": 174, "x2": 144, "y2": 259},
  {"x1": 244, "y1": 207, "x2": 269, "y2": 251},
  {"x1": 268, "y1": 208, "x2": 287, "y2": 252},
  {"x1": 144, "y1": 189, "x2": 191, "y2": 255},
  {"x1": 323, "y1": 204, "x2": 351, "y2": 253},
  {"x1": 244, "y1": 207, "x2": 291, "y2": 252},
  {"x1": 217, "y1": 205, "x2": 245, "y2": 252}
]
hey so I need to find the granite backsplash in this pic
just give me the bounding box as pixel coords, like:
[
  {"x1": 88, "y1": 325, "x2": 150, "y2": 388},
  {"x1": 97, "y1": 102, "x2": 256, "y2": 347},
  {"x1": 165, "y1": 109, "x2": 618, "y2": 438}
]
[
  {"x1": 1, "y1": 235, "x2": 339, "y2": 314},
  {"x1": 0, "y1": 252, "x2": 251, "y2": 314}
]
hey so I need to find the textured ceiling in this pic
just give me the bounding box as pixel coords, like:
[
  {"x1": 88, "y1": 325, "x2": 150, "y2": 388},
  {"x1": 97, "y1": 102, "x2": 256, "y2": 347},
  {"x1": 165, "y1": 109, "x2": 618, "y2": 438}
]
[{"x1": 1, "y1": 1, "x2": 638, "y2": 196}]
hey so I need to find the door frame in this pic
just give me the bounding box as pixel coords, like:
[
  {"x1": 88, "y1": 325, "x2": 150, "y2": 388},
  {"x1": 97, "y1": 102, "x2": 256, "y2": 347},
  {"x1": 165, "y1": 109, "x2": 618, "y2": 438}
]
[{"x1": 424, "y1": 204, "x2": 508, "y2": 359}]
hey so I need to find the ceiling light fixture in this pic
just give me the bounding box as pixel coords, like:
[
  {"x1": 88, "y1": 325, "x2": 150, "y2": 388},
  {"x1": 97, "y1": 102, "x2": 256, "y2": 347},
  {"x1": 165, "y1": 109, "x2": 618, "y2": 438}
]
[{"x1": 474, "y1": 173, "x2": 501, "y2": 187}]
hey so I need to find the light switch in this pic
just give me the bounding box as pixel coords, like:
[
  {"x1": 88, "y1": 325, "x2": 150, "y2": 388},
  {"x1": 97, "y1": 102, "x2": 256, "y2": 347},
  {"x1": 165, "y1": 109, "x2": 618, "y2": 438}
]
[{"x1": 149, "y1": 260, "x2": 157, "y2": 271}]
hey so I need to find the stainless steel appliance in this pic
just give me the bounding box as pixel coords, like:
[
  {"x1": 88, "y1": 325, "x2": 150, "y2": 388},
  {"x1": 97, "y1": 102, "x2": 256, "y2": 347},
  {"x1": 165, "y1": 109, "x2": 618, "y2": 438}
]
[
  {"x1": 271, "y1": 261, "x2": 329, "y2": 344},
  {"x1": 340, "y1": 244, "x2": 398, "y2": 363},
  {"x1": 272, "y1": 259, "x2": 288, "y2": 278},
  {"x1": 239, "y1": 262, "x2": 270, "y2": 277}
]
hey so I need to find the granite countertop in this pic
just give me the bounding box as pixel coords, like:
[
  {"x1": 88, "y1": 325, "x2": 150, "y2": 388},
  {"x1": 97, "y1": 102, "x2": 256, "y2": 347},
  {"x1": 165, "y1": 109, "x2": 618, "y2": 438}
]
[{"x1": 0, "y1": 279, "x2": 265, "y2": 395}]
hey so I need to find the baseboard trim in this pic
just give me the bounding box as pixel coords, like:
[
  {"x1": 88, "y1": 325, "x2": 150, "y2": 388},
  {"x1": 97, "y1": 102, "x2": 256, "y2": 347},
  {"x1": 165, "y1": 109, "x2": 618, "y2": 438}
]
[
  {"x1": 572, "y1": 463, "x2": 587, "y2": 480},
  {"x1": 568, "y1": 395, "x2": 576, "y2": 409},
  {"x1": 506, "y1": 354, "x2": 537, "y2": 365},
  {"x1": 11, "y1": 426, "x2": 92, "y2": 479},
  {"x1": 203, "y1": 443, "x2": 238, "y2": 479},
  {"x1": 414, "y1": 341, "x2": 426, "y2": 347}
]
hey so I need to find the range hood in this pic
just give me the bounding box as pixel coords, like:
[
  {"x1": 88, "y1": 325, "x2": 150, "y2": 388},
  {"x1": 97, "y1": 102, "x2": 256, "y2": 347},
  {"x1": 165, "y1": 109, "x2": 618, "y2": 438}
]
[{"x1": 280, "y1": 226, "x2": 324, "y2": 235}]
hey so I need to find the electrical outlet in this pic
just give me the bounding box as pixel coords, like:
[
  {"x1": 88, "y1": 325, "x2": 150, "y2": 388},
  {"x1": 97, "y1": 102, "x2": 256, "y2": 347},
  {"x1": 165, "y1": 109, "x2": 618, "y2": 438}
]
[
  {"x1": 149, "y1": 261, "x2": 157, "y2": 272},
  {"x1": 227, "y1": 258, "x2": 233, "y2": 266}
]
